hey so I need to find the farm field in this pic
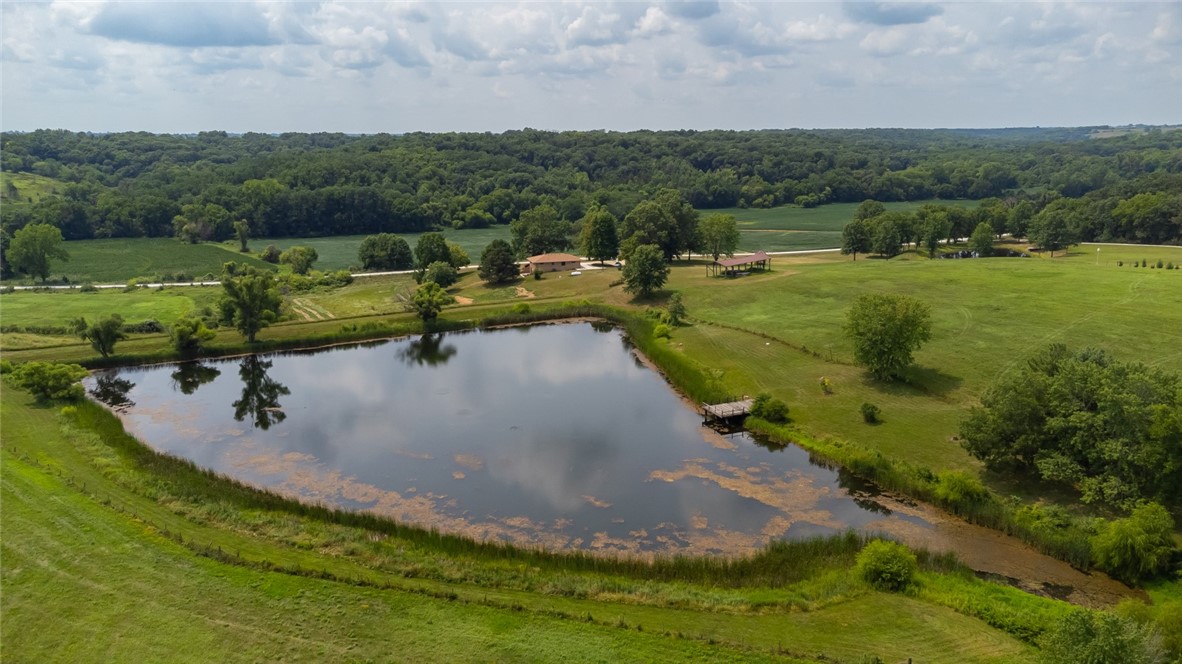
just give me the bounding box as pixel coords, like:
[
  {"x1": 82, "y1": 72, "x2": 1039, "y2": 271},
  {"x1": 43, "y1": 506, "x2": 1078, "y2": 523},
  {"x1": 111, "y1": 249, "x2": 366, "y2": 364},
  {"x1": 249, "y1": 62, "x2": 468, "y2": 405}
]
[
  {"x1": 1, "y1": 238, "x2": 276, "y2": 285},
  {"x1": 0, "y1": 286, "x2": 223, "y2": 331},
  {"x1": 706, "y1": 200, "x2": 981, "y2": 252}
]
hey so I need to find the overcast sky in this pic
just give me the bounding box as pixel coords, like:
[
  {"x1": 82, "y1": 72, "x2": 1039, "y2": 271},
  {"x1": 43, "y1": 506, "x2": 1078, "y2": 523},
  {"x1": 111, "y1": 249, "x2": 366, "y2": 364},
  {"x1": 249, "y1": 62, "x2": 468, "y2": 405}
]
[{"x1": 2, "y1": 1, "x2": 1180, "y2": 133}]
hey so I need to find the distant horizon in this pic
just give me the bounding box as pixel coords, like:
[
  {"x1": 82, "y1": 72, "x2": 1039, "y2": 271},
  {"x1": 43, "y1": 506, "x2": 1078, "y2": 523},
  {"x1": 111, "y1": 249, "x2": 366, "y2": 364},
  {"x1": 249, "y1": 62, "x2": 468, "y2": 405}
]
[
  {"x1": 4, "y1": 123, "x2": 1180, "y2": 136},
  {"x1": 3, "y1": 2, "x2": 1178, "y2": 133}
]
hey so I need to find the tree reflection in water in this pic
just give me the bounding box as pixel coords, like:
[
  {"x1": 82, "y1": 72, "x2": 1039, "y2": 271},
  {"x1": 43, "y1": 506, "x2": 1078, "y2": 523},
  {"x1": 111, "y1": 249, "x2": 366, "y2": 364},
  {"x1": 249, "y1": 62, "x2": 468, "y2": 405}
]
[
  {"x1": 89, "y1": 374, "x2": 135, "y2": 411},
  {"x1": 397, "y1": 333, "x2": 457, "y2": 367},
  {"x1": 169, "y1": 362, "x2": 221, "y2": 395},
  {"x1": 232, "y1": 356, "x2": 290, "y2": 430}
]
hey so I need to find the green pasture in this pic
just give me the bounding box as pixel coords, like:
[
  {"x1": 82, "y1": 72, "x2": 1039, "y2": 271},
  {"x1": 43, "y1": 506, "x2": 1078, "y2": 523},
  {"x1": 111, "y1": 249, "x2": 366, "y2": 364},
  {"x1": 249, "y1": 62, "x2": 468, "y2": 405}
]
[
  {"x1": 668, "y1": 243, "x2": 1182, "y2": 471},
  {"x1": 1, "y1": 238, "x2": 275, "y2": 285},
  {"x1": 0, "y1": 286, "x2": 223, "y2": 331},
  {"x1": 701, "y1": 200, "x2": 980, "y2": 253},
  {"x1": 0, "y1": 171, "x2": 63, "y2": 204},
  {"x1": 261, "y1": 227, "x2": 513, "y2": 271}
]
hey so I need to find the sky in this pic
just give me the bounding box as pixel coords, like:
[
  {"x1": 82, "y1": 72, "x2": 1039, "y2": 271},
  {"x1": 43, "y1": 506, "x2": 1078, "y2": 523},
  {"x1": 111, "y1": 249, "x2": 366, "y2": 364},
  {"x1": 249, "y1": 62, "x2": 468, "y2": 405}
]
[{"x1": 2, "y1": 1, "x2": 1180, "y2": 133}]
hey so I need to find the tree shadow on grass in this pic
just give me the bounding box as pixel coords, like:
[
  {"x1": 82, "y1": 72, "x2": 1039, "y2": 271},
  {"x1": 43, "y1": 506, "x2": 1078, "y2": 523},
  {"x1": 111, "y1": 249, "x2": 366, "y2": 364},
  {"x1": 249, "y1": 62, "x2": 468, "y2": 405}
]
[{"x1": 858, "y1": 365, "x2": 964, "y2": 400}]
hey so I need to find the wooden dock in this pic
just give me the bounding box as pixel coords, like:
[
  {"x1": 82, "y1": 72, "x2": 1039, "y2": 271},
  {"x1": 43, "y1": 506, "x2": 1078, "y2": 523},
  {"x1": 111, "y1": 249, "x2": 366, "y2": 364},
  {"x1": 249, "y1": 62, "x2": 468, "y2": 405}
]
[{"x1": 702, "y1": 398, "x2": 754, "y2": 423}]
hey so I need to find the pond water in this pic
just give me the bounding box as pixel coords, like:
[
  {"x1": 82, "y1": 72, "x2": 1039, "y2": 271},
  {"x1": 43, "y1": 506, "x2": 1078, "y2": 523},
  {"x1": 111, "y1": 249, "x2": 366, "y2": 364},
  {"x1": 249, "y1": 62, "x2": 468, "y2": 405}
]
[{"x1": 87, "y1": 323, "x2": 937, "y2": 556}]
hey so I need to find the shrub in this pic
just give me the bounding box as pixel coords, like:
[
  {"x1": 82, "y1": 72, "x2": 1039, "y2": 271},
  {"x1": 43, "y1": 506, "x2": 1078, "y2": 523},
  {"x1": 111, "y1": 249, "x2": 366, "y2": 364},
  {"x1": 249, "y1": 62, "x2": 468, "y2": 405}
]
[
  {"x1": 750, "y1": 392, "x2": 789, "y2": 423},
  {"x1": 170, "y1": 316, "x2": 217, "y2": 354},
  {"x1": 1142, "y1": 258, "x2": 1148, "y2": 267},
  {"x1": 1091, "y1": 502, "x2": 1175, "y2": 583},
  {"x1": 1040, "y1": 610, "x2": 1163, "y2": 664},
  {"x1": 510, "y1": 303, "x2": 531, "y2": 314},
  {"x1": 11, "y1": 361, "x2": 89, "y2": 402},
  {"x1": 933, "y1": 470, "x2": 990, "y2": 508},
  {"x1": 861, "y1": 402, "x2": 881, "y2": 424},
  {"x1": 79, "y1": 282, "x2": 98, "y2": 292},
  {"x1": 0, "y1": 359, "x2": 13, "y2": 374},
  {"x1": 1117, "y1": 260, "x2": 1123, "y2": 267},
  {"x1": 123, "y1": 319, "x2": 165, "y2": 334},
  {"x1": 533, "y1": 269, "x2": 542, "y2": 280},
  {"x1": 1155, "y1": 259, "x2": 1164, "y2": 268},
  {"x1": 652, "y1": 323, "x2": 672, "y2": 340},
  {"x1": 260, "y1": 245, "x2": 281, "y2": 264},
  {"x1": 421, "y1": 261, "x2": 459, "y2": 288},
  {"x1": 855, "y1": 540, "x2": 917, "y2": 591},
  {"x1": 1167, "y1": 262, "x2": 1175, "y2": 270}
]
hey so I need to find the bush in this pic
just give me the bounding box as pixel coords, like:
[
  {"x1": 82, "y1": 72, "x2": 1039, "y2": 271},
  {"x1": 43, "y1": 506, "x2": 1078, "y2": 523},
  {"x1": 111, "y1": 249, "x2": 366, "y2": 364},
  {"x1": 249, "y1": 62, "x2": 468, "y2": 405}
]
[
  {"x1": 533, "y1": 269, "x2": 542, "y2": 280},
  {"x1": 1155, "y1": 259, "x2": 1164, "y2": 268},
  {"x1": 1167, "y1": 262, "x2": 1175, "y2": 270},
  {"x1": 652, "y1": 323, "x2": 672, "y2": 340},
  {"x1": 750, "y1": 392, "x2": 789, "y2": 423},
  {"x1": 421, "y1": 261, "x2": 459, "y2": 288},
  {"x1": 1091, "y1": 502, "x2": 1175, "y2": 583},
  {"x1": 1118, "y1": 260, "x2": 1123, "y2": 267},
  {"x1": 79, "y1": 282, "x2": 98, "y2": 292},
  {"x1": 170, "y1": 316, "x2": 217, "y2": 354},
  {"x1": 510, "y1": 303, "x2": 531, "y2": 314},
  {"x1": 260, "y1": 245, "x2": 281, "y2": 264},
  {"x1": 1040, "y1": 610, "x2": 1163, "y2": 664},
  {"x1": 123, "y1": 319, "x2": 164, "y2": 334},
  {"x1": 11, "y1": 361, "x2": 89, "y2": 402},
  {"x1": 861, "y1": 402, "x2": 881, "y2": 424},
  {"x1": 855, "y1": 540, "x2": 917, "y2": 591},
  {"x1": 0, "y1": 359, "x2": 13, "y2": 374},
  {"x1": 933, "y1": 470, "x2": 990, "y2": 508}
]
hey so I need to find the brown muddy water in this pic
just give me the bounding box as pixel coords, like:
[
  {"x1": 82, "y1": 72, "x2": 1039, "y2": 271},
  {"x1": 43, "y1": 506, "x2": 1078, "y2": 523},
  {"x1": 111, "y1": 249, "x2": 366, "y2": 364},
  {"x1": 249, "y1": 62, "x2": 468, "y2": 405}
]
[{"x1": 85, "y1": 322, "x2": 1136, "y2": 607}]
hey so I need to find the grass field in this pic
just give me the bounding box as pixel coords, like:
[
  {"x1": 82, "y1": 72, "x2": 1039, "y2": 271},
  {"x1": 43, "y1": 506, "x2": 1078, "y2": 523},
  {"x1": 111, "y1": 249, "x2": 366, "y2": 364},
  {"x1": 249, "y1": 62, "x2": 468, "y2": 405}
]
[
  {"x1": 0, "y1": 171, "x2": 64, "y2": 204},
  {"x1": 261, "y1": 227, "x2": 513, "y2": 271},
  {"x1": 667, "y1": 243, "x2": 1182, "y2": 471},
  {"x1": 0, "y1": 286, "x2": 223, "y2": 331},
  {"x1": 0, "y1": 238, "x2": 276, "y2": 285},
  {"x1": 705, "y1": 200, "x2": 981, "y2": 252},
  {"x1": 0, "y1": 386, "x2": 1044, "y2": 663}
]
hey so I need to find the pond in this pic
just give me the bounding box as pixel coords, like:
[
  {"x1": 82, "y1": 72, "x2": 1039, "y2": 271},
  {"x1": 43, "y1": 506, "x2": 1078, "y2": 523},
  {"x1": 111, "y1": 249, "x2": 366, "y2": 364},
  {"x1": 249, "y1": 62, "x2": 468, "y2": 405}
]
[{"x1": 87, "y1": 323, "x2": 936, "y2": 556}]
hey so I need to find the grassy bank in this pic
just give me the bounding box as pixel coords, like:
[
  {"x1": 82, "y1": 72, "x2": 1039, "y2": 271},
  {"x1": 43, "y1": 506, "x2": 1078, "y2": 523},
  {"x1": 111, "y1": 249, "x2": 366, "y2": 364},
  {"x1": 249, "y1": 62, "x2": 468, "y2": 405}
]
[{"x1": 1, "y1": 380, "x2": 1047, "y2": 662}]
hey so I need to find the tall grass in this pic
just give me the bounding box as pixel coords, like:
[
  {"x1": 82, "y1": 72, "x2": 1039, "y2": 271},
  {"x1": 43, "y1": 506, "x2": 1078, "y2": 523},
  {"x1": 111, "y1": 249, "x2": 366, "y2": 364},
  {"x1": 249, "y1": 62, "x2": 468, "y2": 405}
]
[{"x1": 745, "y1": 418, "x2": 1097, "y2": 571}]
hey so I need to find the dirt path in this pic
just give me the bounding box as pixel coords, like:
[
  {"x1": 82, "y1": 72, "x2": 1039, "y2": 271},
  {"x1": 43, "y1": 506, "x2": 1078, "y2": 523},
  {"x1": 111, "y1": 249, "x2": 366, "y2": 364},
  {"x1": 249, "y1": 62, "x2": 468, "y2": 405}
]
[{"x1": 290, "y1": 298, "x2": 334, "y2": 321}]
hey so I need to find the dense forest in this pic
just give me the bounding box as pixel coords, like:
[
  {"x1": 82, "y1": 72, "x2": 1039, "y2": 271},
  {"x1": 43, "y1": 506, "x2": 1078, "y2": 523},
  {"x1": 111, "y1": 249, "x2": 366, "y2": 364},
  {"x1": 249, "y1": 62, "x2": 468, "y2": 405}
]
[{"x1": 1, "y1": 127, "x2": 1180, "y2": 246}]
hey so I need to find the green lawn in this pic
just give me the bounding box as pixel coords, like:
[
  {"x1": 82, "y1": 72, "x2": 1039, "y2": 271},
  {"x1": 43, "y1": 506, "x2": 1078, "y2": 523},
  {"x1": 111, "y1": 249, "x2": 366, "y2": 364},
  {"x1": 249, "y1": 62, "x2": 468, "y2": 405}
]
[
  {"x1": 262, "y1": 227, "x2": 513, "y2": 271},
  {"x1": 1, "y1": 238, "x2": 276, "y2": 285},
  {"x1": 700, "y1": 200, "x2": 981, "y2": 252}
]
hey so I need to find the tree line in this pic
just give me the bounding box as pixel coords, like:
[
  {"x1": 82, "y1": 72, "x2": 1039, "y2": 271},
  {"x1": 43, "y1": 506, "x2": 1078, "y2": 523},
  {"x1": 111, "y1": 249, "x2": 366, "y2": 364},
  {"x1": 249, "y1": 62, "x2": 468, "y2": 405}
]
[{"x1": 1, "y1": 127, "x2": 1179, "y2": 248}]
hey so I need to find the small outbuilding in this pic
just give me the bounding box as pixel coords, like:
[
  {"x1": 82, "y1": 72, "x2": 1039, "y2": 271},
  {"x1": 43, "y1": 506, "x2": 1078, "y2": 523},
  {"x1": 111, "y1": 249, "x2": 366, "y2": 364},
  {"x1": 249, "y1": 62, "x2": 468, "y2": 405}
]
[
  {"x1": 708, "y1": 251, "x2": 771, "y2": 277},
  {"x1": 524, "y1": 253, "x2": 583, "y2": 274}
]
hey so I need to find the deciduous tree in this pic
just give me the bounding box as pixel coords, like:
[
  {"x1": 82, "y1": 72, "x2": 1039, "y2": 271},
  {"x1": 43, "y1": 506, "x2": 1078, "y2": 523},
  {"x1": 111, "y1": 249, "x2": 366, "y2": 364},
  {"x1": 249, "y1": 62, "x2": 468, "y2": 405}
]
[
  {"x1": 844, "y1": 293, "x2": 932, "y2": 380},
  {"x1": 969, "y1": 222, "x2": 994, "y2": 257},
  {"x1": 411, "y1": 281, "x2": 453, "y2": 323},
  {"x1": 220, "y1": 264, "x2": 282, "y2": 342},
  {"x1": 621, "y1": 243, "x2": 669, "y2": 298},
  {"x1": 71, "y1": 315, "x2": 126, "y2": 358},
  {"x1": 358, "y1": 233, "x2": 413, "y2": 270},
  {"x1": 840, "y1": 218, "x2": 871, "y2": 261},
  {"x1": 8, "y1": 223, "x2": 68, "y2": 282},
  {"x1": 279, "y1": 246, "x2": 318, "y2": 275},
  {"x1": 478, "y1": 239, "x2": 519, "y2": 284},
  {"x1": 698, "y1": 213, "x2": 740, "y2": 261},
  {"x1": 579, "y1": 204, "x2": 619, "y2": 264}
]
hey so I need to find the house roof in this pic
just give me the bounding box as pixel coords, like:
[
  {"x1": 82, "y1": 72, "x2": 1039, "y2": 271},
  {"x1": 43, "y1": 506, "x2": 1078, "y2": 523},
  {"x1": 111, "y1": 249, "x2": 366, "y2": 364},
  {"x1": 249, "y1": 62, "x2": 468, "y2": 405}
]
[
  {"x1": 715, "y1": 251, "x2": 771, "y2": 267},
  {"x1": 527, "y1": 253, "x2": 583, "y2": 264}
]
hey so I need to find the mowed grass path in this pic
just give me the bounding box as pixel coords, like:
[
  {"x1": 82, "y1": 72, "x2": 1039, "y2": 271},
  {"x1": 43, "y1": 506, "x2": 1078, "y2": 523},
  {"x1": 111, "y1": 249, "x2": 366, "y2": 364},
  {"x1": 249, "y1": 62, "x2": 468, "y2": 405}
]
[
  {"x1": 671, "y1": 244, "x2": 1182, "y2": 470},
  {"x1": 1, "y1": 390, "x2": 1036, "y2": 663},
  {"x1": 704, "y1": 200, "x2": 980, "y2": 253}
]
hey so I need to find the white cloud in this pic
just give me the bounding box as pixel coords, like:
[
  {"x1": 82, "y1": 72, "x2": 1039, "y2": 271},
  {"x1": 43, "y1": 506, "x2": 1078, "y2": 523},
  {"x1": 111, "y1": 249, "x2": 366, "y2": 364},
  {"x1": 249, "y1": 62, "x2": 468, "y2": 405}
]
[{"x1": 1, "y1": 1, "x2": 1177, "y2": 132}]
